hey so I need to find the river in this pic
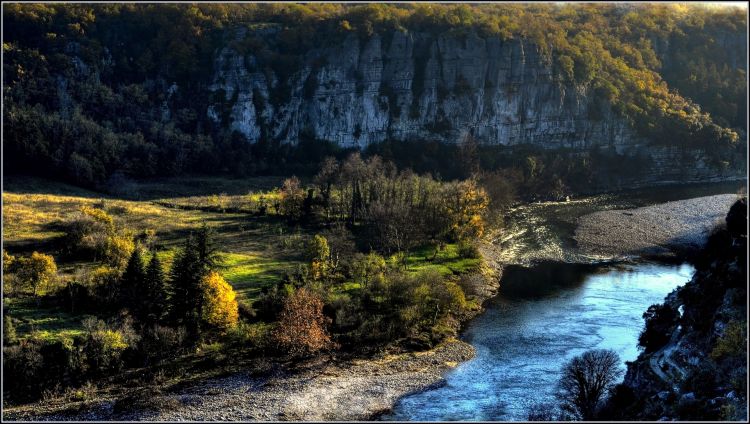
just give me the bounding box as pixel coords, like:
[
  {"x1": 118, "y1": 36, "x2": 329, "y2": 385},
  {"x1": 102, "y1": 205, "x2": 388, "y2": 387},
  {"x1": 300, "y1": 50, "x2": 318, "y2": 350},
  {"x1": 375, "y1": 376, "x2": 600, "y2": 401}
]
[
  {"x1": 386, "y1": 261, "x2": 694, "y2": 421},
  {"x1": 384, "y1": 181, "x2": 743, "y2": 421}
]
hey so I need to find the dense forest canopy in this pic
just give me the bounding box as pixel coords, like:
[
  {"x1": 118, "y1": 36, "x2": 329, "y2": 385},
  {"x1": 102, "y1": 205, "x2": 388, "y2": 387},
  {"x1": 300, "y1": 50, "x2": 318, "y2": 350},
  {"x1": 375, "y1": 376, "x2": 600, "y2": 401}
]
[{"x1": 2, "y1": 3, "x2": 747, "y2": 187}]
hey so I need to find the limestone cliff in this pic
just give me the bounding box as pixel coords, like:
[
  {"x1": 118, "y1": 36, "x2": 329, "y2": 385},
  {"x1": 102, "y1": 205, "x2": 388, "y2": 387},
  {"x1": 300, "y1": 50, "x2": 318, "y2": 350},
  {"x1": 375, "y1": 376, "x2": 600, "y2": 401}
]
[
  {"x1": 208, "y1": 28, "x2": 638, "y2": 150},
  {"x1": 203, "y1": 27, "x2": 743, "y2": 185}
]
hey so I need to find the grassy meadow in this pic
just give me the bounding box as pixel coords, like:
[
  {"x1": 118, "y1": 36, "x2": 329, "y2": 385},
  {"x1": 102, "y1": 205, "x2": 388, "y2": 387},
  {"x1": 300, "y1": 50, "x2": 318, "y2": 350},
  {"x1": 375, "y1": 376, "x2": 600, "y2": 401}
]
[
  {"x1": 3, "y1": 176, "x2": 297, "y2": 341},
  {"x1": 2, "y1": 175, "x2": 478, "y2": 344}
]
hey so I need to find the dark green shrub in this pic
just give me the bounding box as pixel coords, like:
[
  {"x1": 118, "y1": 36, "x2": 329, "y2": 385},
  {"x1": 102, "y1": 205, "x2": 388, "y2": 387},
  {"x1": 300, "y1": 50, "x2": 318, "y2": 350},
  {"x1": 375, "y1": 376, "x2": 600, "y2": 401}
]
[
  {"x1": 138, "y1": 325, "x2": 187, "y2": 364},
  {"x1": 4, "y1": 316, "x2": 18, "y2": 345},
  {"x1": 3, "y1": 340, "x2": 44, "y2": 404},
  {"x1": 38, "y1": 337, "x2": 85, "y2": 388},
  {"x1": 638, "y1": 304, "x2": 678, "y2": 353},
  {"x1": 253, "y1": 282, "x2": 294, "y2": 321},
  {"x1": 457, "y1": 240, "x2": 481, "y2": 259},
  {"x1": 80, "y1": 317, "x2": 131, "y2": 377},
  {"x1": 225, "y1": 322, "x2": 270, "y2": 352}
]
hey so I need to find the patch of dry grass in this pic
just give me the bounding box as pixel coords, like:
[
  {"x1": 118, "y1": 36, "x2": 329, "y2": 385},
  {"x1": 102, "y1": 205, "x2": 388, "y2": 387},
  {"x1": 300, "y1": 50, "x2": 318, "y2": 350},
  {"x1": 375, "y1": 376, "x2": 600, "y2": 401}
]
[{"x1": 3, "y1": 176, "x2": 307, "y2": 340}]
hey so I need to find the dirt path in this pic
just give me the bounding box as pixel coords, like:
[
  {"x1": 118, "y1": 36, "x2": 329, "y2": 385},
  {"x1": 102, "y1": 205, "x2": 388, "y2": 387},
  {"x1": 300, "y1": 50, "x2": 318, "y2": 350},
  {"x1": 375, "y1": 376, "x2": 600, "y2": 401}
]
[{"x1": 648, "y1": 326, "x2": 686, "y2": 392}]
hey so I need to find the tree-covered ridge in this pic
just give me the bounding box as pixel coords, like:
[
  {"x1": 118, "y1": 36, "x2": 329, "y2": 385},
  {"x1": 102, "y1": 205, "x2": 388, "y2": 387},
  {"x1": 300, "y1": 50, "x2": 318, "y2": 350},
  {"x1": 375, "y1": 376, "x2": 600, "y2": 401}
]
[{"x1": 3, "y1": 3, "x2": 746, "y2": 186}]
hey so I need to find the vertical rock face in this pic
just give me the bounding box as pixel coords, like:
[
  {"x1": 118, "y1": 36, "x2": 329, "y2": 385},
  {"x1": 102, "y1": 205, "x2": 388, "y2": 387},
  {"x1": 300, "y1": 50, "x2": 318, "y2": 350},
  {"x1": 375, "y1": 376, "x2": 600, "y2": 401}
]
[
  {"x1": 615, "y1": 199, "x2": 748, "y2": 421},
  {"x1": 208, "y1": 29, "x2": 641, "y2": 150},
  {"x1": 205, "y1": 28, "x2": 742, "y2": 185}
]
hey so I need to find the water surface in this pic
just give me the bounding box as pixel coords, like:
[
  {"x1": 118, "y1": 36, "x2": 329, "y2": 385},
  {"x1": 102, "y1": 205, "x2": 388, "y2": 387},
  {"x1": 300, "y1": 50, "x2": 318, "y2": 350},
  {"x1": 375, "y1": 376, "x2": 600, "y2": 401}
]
[{"x1": 385, "y1": 262, "x2": 695, "y2": 421}]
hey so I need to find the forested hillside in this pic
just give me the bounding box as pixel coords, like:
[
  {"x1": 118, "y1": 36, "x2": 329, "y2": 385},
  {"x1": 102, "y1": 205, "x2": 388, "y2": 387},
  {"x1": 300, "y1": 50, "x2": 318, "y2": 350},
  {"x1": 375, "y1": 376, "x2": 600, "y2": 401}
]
[{"x1": 3, "y1": 3, "x2": 746, "y2": 189}]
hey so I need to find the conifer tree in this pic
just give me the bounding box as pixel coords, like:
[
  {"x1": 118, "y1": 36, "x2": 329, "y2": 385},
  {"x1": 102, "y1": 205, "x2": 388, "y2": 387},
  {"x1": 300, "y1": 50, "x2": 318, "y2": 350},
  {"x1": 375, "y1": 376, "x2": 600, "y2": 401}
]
[
  {"x1": 166, "y1": 225, "x2": 223, "y2": 338},
  {"x1": 195, "y1": 222, "x2": 222, "y2": 272},
  {"x1": 168, "y1": 235, "x2": 203, "y2": 336},
  {"x1": 120, "y1": 245, "x2": 146, "y2": 314},
  {"x1": 143, "y1": 252, "x2": 167, "y2": 324}
]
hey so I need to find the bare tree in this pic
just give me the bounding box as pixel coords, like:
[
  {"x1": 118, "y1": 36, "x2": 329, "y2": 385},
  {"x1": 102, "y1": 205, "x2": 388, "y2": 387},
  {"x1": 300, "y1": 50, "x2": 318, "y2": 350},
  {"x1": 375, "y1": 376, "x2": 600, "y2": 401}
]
[
  {"x1": 527, "y1": 402, "x2": 567, "y2": 421},
  {"x1": 556, "y1": 349, "x2": 623, "y2": 420},
  {"x1": 314, "y1": 157, "x2": 339, "y2": 221}
]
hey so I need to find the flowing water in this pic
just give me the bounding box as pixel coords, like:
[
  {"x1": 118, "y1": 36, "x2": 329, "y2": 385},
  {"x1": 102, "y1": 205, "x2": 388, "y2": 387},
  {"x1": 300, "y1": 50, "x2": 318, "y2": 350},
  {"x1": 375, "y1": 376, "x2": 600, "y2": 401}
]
[
  {"x1": 385, "y1": 261, "x2": 694, "y2": 421},
  {"x1": 384, "y1": 181, "x2": 743, "y2": 421}
]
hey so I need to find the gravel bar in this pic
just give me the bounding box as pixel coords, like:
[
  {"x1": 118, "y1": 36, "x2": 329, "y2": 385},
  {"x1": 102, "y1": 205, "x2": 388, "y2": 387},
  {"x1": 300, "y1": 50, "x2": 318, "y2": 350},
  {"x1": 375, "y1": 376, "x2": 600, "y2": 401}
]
[
  {"x1": 5, "y1": 340, "x2": 474, "y2": 422},
  {"x1": 574, "y1": 194, "x2": 738, "y2": 259}
]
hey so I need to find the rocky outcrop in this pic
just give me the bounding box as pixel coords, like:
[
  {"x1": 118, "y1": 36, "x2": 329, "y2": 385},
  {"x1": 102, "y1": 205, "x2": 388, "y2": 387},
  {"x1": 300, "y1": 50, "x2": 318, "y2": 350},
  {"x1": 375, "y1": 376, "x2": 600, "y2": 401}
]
[
  {"x1": 605, "y1": 198, "x2": 748, "y2": 421},
  {"x1": 208, "y1": 28, "x2": 638, "y2": 150},
  {"x1": 201, "y1": 27, "x2": 744, "y2": 186}
]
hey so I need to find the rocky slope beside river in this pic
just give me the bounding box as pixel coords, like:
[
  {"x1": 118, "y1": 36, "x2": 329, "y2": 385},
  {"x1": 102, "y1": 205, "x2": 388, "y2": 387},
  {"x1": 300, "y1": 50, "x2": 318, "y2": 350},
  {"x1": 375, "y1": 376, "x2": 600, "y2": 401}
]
[{"x1": 600, "y1": 197, "x2": 747, "y2": 421}]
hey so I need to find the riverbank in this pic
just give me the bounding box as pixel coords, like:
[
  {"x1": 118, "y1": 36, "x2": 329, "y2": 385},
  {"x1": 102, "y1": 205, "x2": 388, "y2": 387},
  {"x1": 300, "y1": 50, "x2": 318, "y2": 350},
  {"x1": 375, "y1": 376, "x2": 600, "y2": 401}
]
[
  {"x1": 3, "y1": 241, "x2": 501, "y2": 422},
  {"x1": 3, "y1": 337, "x2": 476, "y2": 422},
  {"x1": 574, "y1": 194, "x2": 738, "y2": 261},
  {"x1": 4, "y1": 191, "x2": 737, "y2": 421},
  {"x1": 11, "y1": 339, "x2": 474, "y2": 421}
]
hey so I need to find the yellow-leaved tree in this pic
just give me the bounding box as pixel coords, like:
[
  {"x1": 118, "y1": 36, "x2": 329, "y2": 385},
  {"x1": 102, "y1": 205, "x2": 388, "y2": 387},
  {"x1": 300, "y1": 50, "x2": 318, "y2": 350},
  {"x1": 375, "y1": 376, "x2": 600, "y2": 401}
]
[
  {"x1": 306, "y1": 234, "x2": 331, "y2": 282},
  {"x1": 15, "y1": 251, "x2": 57, "y2": 295},
  {"x1": 445, "y1": 179, "x2": 490, "y2": 241},
  {"x1": 200, "y1": 271, "x2": 239, "y2": 331}
]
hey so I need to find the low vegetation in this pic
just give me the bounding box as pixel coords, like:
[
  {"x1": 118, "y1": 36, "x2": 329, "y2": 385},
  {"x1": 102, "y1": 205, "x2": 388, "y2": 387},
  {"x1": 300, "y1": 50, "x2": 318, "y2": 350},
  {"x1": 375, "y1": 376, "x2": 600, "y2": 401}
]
[{"x1": 3, "y1": 153, "x2": 501, "y2": 407}]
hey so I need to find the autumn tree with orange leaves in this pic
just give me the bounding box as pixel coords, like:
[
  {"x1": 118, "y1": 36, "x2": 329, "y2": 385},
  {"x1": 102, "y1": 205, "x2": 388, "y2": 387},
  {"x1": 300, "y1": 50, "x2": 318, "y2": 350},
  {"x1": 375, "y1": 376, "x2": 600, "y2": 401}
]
[
  {"x1": 273, "y1": 287, "x2": 332, "y2": 356},
  {"x1": 445, "y1": 179, "x2": 490, "y2": 241}
]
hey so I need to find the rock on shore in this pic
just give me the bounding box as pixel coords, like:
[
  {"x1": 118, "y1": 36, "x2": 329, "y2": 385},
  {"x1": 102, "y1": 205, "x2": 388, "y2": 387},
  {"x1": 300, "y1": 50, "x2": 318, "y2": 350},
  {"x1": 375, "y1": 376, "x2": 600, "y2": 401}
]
[{"x1": 575, "y1": 194, "x2": 738, "y2": 259}]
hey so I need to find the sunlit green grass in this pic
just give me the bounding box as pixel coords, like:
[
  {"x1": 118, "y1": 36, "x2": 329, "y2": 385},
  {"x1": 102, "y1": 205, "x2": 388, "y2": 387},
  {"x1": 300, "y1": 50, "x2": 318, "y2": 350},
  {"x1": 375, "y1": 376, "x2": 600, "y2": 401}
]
[
  {"x1": 328, "y1": 244, "x2": 480, "y2": 297},
  {"x1": 219, "y1": 252, "x2": 299, "y2": 302},
  {"x1": 5, "y1": 297, "x2": 87, "y2": 342},
  {"x1": 395, "y1": 243, "x2": 481, "y2": 276},
  {"x1": 3, "y1": 177, "x2": 481, "y2": 343},
  {"x1": 339, "y1": 281, "x2": 362, "y2": 292},
  {"x1": 3, "y1": 176, "x2": 309, "y2": 340}
]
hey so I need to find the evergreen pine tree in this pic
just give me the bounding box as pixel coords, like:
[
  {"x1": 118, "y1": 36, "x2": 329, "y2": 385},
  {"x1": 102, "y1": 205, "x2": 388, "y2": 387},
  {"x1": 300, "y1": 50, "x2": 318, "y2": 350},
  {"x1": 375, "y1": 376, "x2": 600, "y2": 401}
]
[
  {"x1": 143, "y1": 252, "x2": 167, "y2": 325},
  {"x1": 168, "y1": 235, "x2": 203, "y2": 337},
  {"x1": 120, "y1": 245, "x2": 146, "y2": 315},
  {"x1": 167, "y1": 226, "x2": 223, "y2": 339},
  {"x1": 195, "y1": 222, "x2": 222, "y2": 272}
]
